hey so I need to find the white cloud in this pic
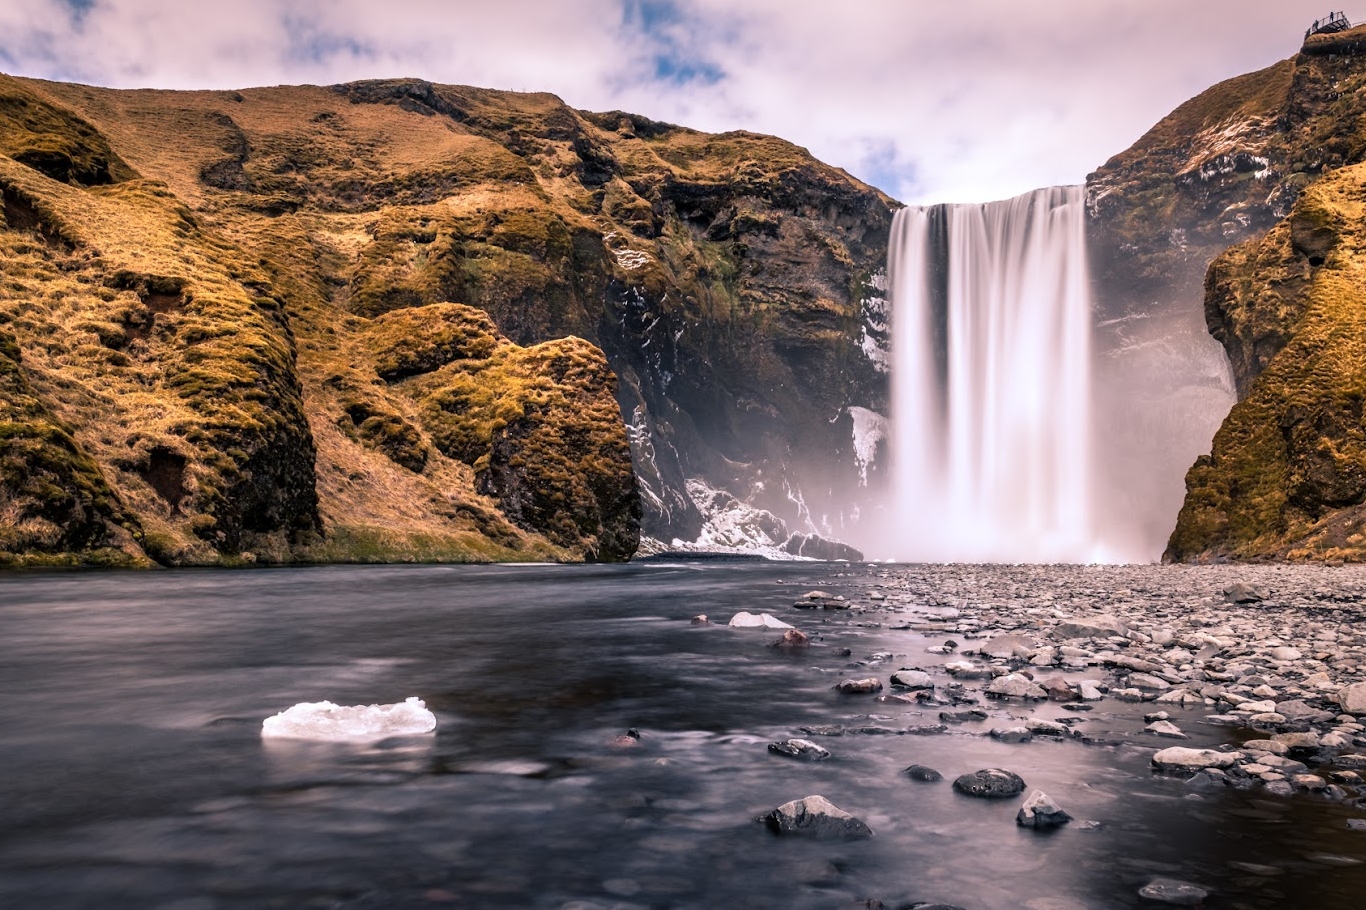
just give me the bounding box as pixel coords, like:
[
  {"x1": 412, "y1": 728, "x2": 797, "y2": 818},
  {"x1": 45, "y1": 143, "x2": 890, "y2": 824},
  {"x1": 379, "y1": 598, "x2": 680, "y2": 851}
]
[{"x1": 0, "y1": 0, "x2": 1341, "y2": 203}]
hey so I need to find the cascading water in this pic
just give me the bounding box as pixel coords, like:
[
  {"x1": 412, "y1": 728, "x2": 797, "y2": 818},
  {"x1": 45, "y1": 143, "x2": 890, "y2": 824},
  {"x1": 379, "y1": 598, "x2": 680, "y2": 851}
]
[{"x1": 888, "y1": 185, "x2": 1095, "y2": 562}]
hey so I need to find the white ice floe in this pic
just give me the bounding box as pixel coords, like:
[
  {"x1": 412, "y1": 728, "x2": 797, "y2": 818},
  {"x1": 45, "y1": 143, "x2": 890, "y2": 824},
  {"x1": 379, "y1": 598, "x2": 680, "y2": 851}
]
[
  {"x1": 261, "y1": 696, "x2": 436, "y2": 741},
  {"x1": 728, "y1": 611, "x2": 794, "y2": 630}
]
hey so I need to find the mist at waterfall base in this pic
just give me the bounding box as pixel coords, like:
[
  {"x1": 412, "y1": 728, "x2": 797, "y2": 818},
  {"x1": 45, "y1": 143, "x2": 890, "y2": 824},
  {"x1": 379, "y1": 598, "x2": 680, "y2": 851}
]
[{"x1": 875, "y1": 186, "x2": 1232, "y2": 564}]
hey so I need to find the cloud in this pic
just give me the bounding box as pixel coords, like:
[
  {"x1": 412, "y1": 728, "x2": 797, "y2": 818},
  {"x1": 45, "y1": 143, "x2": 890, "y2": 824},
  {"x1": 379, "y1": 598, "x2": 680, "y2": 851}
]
[{"x1": 0, "y1": 0, "x2": 1340, "y2": 202}]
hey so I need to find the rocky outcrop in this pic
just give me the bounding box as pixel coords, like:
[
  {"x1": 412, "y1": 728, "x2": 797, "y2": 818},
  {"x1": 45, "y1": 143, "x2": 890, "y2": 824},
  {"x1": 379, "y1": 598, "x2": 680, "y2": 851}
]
[
  {"x1": 0, "y1": 70, "x2": 888, "y2": 564},
  {"x1": 1166, "y1": 160, "x2": 1366, "y2": 561},
  {"x1": 1157, "y1": 25, "x2": 1366, "y2": 562},
  {"x1": 1090, "y1": 24, "x2": 1366, "y2": 561}
]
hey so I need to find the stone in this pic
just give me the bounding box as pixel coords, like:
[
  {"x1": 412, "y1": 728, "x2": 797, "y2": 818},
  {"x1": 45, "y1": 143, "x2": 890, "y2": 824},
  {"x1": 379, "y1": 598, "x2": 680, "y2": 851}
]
[
  {"x1": 759, "y1": 795, "x2": 872, "y2": 838},
  {"x1": 1129, "y1": 673, "x2": 1172, "y2": 691},
  {"x1": 1293, "y1": 773, "x2": 1327, "y2": 791},
  {"x1": 1138, "y1": 878, "x2": 1209, "y2": 905},
  {"x1": 1347, "y1": 818, "x2": 1366, "y2": 831},
  {"x1": 1270, "y1": 646, "x2": 1302, "y2": 661},
  {"x1": 1224, "y1": 583, "x2": 1266, "y2": 604},
  {"x1": 1026, "y1": 719, "x2": 1071, "y2": 737},
  {"x1": 953, "y1": 768, "x2": 1026, "y2": 799},
  {"x1": 770, "y1": 629, "x2": 810, "y2": 649},
  {"x1": 1338, "y1": 682, "x2": 1366, "y2": 714},
  {"x1": 803, "y1": 590, "x2": 833, "y2": 601},
  {"x1": 991, "y1": 726, "x2": 1034, "y2": 743},
  {"x1": 904, "y1": 764, "x2": 943, "y2": 782},
  {"x1": 1078, "y1": 681, "x2": 1105, "y2": 701},
  {"x1": 979, "y1": 633, "x2": 1039, "y2": 658},
  {"x1": 767, "y1": 738, "x2": 831, "y2": 761},
  {"x1": 1016, "y1": 790, "x2": 1072, "y2": 829},
  {"x1": 1242, "y1": 739, "x2": 1290, "y2": 755},
  {"x1": 835, "y1": 678, "x2": 883, "y2": 694},
  {"x1": 890, "y1": 669, "x2": 934, "y2": 690},
  {"x1": 1274, "y1": 700, "x2": 1328, "y2": 722},
  {"x1": 1152, "y1": 747, "x2": 1243, "y2": 772},
  {"x1": 690, "y1": 614, "x2": 710, "y2": 624},
  {"x1": 1272, "y1": 730, "x2": 1321, "y2": 752},
  {"x1": 1054, "y1": 615, "x2": 1129, "y2": 639},
  {"x1": 1145, "y1": 720, "x2": 1188, "y2": 739},
  {"x1": 728, "y1": 611, "x2": 793, "y2": 630},
  {"x1": 1041, "y1": 677, "x2": 1077, "y2": 701},
  {"x1": 986, "y1": 673, "x2": 1048, "y2": 699}
]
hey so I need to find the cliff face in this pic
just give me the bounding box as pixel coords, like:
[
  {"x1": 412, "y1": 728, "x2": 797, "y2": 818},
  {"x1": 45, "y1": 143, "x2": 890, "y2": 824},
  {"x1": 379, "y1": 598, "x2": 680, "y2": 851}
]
[
  {"x1": 0, "y1": 72, "x2": 890, "y2": 565},
  {"x1": 1160, "y1": 25, "x2": 1366, "y2": 561},
  {"x1": 1087, "y1": 27, "x2": 1366, "y2": 559}
]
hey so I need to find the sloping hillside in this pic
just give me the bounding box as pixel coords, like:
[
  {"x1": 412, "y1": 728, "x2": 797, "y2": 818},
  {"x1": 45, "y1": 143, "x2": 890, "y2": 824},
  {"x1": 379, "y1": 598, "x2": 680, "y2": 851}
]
[{"x1": 0, "y1": 72, "x2": 892, "y2": 565}]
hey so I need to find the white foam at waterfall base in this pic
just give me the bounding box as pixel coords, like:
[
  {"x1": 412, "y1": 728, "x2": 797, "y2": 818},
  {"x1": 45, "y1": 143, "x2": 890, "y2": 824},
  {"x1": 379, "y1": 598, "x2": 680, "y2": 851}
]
[
  {"x1": 888, "y1": 186, "x2": 1100, "y2": 563},
  {"x1": 261, "y1": 696, "x2": 436, "y2": 741}
]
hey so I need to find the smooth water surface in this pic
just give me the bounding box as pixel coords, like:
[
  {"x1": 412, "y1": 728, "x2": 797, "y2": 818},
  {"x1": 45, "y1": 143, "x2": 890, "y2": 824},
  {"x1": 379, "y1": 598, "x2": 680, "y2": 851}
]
[{"x1": 1, "y1": 563, "x2": 1364, "y2": 909}]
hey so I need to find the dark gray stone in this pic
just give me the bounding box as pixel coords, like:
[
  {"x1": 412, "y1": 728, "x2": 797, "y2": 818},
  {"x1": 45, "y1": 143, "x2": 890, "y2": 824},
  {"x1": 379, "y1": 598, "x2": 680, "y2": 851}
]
[
  {"x1": 904, "y1": 764, "x2": 943, "y2": 782},
  {"x1": 952, "y1": 768, "x2": 1026, "y2": 799}
]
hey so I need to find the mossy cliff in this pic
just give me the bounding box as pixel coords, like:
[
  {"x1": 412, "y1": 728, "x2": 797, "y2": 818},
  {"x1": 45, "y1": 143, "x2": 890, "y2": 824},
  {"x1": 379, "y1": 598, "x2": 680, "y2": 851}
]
[
  {"x1": 1086, "y1": 24, "x2": 1366, "y2": 558},
  {"x1": 1159, "y1": 25, "x2": 1366, "y2": 561},
  {"x1": 0, "y1": 72, "x2": 890, "y2": 565}
]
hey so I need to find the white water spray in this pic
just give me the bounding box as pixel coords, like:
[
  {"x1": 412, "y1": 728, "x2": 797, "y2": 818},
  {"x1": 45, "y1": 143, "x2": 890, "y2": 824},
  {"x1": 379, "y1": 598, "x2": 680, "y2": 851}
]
[{"x1": 889, "y1": 186, "x2": 1096, "y2": 562}]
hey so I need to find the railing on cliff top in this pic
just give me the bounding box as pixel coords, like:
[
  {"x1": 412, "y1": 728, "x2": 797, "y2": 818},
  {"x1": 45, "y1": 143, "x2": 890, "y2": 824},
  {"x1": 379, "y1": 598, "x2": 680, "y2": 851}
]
[{"x1": 1307, "y1": 11, "x2": 1352, "y2": 39}]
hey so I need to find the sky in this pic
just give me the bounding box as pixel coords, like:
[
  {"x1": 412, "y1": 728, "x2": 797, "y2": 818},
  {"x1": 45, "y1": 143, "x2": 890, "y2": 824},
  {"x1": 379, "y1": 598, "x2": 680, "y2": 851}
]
[{"x1": 0, "y1": 0, "x2": 1346, "y2": 203}]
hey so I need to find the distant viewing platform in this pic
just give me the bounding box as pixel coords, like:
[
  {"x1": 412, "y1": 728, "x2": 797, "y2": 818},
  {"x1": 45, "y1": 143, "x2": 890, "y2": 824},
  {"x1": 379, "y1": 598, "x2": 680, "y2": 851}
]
[{"x1": 1307, "y1": 10, "x2": 1352, "y2": 40}]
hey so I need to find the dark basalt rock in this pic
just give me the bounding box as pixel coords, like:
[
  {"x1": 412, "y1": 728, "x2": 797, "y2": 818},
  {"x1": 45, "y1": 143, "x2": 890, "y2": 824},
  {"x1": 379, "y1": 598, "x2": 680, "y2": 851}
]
[
  {"x1": 903, "y1": 764, "x2": 943, "y2": 782},
  {"x1": 952, "y1": 768, "x2": 1026, "y2": 799}
]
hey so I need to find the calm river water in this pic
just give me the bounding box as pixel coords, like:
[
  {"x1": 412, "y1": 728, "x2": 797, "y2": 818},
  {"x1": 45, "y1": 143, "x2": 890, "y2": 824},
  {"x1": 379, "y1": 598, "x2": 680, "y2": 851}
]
[{"x1": 1, "y1": 563, "x2": 1364, "y2": 909}]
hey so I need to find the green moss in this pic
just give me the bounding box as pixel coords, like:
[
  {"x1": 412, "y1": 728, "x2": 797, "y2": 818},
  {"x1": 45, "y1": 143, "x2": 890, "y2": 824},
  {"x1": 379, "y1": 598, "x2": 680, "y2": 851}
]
[{"x1": 1168, "y1": 160, "x2": 1366, "y2": 561}]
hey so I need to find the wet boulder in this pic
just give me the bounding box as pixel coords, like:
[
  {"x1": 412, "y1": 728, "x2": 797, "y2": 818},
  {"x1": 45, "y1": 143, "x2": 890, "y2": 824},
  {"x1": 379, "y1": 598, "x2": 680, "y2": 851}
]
[
  {"x1": 986, "y1": 673, "x2": 1048, "y2": 700},
  {"x1": 1016, "y1": 790, "x2": 1071, "y2": 829},
  {"x1": 759, "y1": 795, "x2": 872, "y2": 838},
  {"x1": 903, "y1": 764, "x2": 943, "y2": 782},
  {"x1": 767, "y1": 738, "x2": 831, "y2": 761},
  {"x1": 890, "y1": 669, "x2": 934, "y2": 690},
  {"x1": 835, "y1": 678, "x2": 884, "y2": 694},
  {"x1": 953, "y1": 768, "x2": 1026, "y2": 798}
]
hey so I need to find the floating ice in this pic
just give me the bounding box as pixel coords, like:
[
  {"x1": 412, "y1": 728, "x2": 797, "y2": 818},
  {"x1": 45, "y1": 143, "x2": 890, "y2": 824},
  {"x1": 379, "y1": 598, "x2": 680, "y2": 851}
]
[{"x1": 261, "y1": 696, "x2": 436, "y2": 741}]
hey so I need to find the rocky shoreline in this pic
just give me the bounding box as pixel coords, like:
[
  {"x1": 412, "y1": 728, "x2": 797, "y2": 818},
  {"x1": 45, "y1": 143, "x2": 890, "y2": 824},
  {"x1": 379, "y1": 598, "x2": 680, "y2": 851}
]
[{"x1": 724, "y1": 563, "x2": 1366, "y2": 908}]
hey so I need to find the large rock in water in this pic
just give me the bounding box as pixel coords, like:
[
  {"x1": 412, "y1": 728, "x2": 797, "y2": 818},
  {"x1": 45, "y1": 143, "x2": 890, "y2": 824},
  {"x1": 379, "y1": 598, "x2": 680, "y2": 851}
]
[
  {"x1": 1016, "y1": 790, "x2": 1071, "y2": 829},
  {"x1": 952, "y1": 769, "x2": 1026, "y2": 799},
  {"x1": 759, "y1": 795, "x2": 873, "y2": 838}
]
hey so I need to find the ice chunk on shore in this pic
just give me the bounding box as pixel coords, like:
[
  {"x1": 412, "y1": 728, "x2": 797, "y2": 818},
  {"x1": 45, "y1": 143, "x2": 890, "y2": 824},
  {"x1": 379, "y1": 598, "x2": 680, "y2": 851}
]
[{"x1": 261, "y1": 696, "x2": 436, "y2": 741}]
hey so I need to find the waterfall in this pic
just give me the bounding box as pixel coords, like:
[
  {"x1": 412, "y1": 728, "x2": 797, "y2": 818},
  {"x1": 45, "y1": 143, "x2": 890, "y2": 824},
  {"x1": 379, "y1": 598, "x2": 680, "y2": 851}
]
[{"x1": 888, "y1": 186, "x2": 1095, "y2": 562}]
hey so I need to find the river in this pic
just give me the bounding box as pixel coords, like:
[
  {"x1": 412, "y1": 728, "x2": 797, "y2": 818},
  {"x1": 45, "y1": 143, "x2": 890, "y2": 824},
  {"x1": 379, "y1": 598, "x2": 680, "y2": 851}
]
[{"x1": 1, "y1": 562, "x2": 1364, "y2": 908}]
